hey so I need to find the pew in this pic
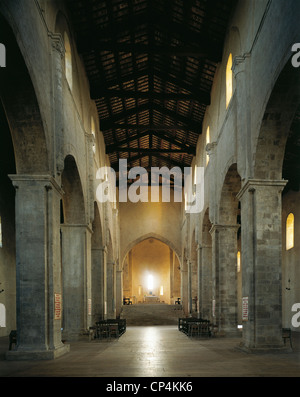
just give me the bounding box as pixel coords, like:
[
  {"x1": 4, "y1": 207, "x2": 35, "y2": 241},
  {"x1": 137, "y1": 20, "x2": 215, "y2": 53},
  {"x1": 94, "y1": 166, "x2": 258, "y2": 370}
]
[{"x1": 178, "y1": 318, "x2": 211, "y2": 337}]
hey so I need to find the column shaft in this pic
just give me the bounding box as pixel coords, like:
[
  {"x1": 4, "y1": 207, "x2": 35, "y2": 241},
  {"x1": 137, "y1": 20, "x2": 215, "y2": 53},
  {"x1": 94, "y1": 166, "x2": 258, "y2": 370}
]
[
  {"x1": 7, "y1": 175, "x2": 69, "y2": 360},
  {"x1": 238, "y1": 179, "x2": 287, "y2": 351},
  {"x1": 61, "y1": 224, "x2": 92, "y2": 339},
  {"x1": 210, "y1": 224, "x2": 239, "y2": 335}
]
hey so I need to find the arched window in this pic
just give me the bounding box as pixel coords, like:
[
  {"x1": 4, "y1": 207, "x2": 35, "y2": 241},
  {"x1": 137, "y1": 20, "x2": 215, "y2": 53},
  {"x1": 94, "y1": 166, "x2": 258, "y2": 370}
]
[
  {"x1": 194, "y1": 164, "x2": 197, "y2": 185},
  {"x1": 206, "y1": 126, "x2": 210, "y2": 165},
  {"x1": 0, "y1": 216, "x2": 2, "y2": 248},
  {"x1": 237, "y1": 251, "x2": 241, "y2": 272},
  {"x1": 64, "y1": 32, "x2": 72, "y2": 90},
  {"x1": 286, "y1": 213, "x2": 294, "y2": 250},
  {"x1": 226, "y1": 53, "x2": 233, "y2": 109},
  {"x1": 91, "y1": 117, "x2": 96, "y2": 154}
]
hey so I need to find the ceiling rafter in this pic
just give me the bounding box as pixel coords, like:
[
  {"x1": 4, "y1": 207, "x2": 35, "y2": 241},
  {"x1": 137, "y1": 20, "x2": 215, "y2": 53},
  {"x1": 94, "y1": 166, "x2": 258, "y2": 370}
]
[{"x1": 66, "y1": 0, "x2": 238, "y2": 181}]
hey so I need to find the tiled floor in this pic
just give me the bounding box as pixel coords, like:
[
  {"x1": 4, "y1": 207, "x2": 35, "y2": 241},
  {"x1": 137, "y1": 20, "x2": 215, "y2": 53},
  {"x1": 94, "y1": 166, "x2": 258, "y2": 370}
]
[{"x1": 0, "y1": 326, "x2": 299, "y2": 378}]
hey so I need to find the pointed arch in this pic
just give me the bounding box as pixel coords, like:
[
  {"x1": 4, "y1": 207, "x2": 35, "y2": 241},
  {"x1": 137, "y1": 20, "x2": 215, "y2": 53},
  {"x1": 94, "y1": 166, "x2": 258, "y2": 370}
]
[{"x1": 122, "y1": 232, "x2": 181, "y2": 267}]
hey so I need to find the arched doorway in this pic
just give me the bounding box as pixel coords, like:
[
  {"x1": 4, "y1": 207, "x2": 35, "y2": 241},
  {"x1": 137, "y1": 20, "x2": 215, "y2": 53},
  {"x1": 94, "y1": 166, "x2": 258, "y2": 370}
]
[{"x1": 122, "y1": 237, "x2": 181, "y2": 305}]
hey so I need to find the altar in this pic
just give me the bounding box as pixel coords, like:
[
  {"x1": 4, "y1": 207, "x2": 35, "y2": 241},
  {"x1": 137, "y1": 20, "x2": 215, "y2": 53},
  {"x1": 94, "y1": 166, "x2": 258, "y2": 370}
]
[{"x1": 144, "y1": 295, "x2": 160, "y2": 303}]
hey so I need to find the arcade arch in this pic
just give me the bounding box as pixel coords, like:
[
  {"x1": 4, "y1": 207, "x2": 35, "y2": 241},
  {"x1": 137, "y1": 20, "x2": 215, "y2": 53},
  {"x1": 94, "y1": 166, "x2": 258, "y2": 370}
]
[{"x1": 122, "y1": 237, "x2": 181, "y2": 305}]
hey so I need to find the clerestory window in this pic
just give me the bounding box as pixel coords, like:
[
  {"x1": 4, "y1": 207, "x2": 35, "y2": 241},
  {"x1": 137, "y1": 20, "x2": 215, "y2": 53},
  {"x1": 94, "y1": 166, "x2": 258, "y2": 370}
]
[
  {"x1": 64, "y1": 32, "x2": 72, "y2": 90},
  {"x1": 286, "y1": 213, "x2": 294, "y2": 250},
  {"x1": 206, "y1": 126, "x2": 210, "y2": 165},
  {"x1": 226, "y1": 53, "x2": 233, "y2": 109}
]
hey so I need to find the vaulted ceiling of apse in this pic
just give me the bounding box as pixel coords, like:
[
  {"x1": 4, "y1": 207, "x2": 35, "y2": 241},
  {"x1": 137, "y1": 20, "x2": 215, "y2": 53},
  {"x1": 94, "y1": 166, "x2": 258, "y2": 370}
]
[{"x1": 66, "y1": 0, "x2": 237, "y2": 185}]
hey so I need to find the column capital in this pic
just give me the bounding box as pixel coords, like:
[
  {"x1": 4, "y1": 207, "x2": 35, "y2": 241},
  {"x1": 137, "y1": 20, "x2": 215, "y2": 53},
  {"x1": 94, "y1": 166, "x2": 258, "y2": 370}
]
[
  {"x1": 60, "y1": 223, "x2": 93, "y2": 234},
  {"x1": 101, "y1": 245, "x2": 108, "y2": 253},
  {"x1": 237, "y1": 178, "x2": 288, "y2": 200},
  {"x1": 8, "y1": 174, "x2": 64, "y2": 196},
  {"x1": 205, "y1": 141, "x2": 217, "y2": 157},
  {"x1": 232, "y1": 53, "x2": 251, "y2": 76},
  {"x1": 48, "y1": 31, "x2": 65, "y2": 58},
  {"x1": 209, "y1": 223, "x2": 240, "y2": 235}
]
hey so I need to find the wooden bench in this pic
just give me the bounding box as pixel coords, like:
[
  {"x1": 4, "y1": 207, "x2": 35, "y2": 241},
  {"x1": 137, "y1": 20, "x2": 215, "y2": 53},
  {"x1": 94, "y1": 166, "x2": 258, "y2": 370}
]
[
  {"x1": 123, "y1": 298, "x2": 132, "y2": 305},
  {"x1": 282, "y1": 328, "x2": 292, "y2": 348},
  {"x1": 94, "y1": 319, "x2": 126, "y2": 339},
  {"x1": 178, "y1": 318, "x2": 211, "y2": 337}
]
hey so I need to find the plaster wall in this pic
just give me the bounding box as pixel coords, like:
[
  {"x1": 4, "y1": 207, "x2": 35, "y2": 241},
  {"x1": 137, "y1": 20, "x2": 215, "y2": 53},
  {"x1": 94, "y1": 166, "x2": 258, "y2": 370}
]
[{"x1": 119, "y1": 187, "x2": 182, "y2": 264}]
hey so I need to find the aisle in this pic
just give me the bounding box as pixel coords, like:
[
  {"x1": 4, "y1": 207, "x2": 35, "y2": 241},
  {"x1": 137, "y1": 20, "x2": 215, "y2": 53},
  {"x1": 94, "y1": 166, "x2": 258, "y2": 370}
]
[{"x1": 0, "y1": 325, "x2": 300, "y2": 377}]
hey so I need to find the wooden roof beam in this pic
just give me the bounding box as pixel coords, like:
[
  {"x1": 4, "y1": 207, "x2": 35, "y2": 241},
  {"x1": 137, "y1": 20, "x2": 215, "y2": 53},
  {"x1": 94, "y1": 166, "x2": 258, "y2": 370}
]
[{"x1": 91, "y1": 88, "x2": 210, "y2": 105}]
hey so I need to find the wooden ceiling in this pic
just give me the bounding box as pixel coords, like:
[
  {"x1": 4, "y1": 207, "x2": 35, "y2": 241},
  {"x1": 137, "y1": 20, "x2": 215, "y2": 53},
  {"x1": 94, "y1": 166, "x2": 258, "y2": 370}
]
[{"x1": 66, "y1": 0, "x2": 237, "y2": 182}]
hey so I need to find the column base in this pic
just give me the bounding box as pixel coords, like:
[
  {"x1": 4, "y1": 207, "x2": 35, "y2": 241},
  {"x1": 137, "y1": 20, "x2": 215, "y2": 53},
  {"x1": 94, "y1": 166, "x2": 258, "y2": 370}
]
[
  {"x1": 6, "y1": 343, "x2": 70, "y2": 361},
  {"x1": 214, "y1": 326, "x2": 242, "y2": 337},
  {"x1": 236, "y1": 341, "x2": 292, "y2": 354}
]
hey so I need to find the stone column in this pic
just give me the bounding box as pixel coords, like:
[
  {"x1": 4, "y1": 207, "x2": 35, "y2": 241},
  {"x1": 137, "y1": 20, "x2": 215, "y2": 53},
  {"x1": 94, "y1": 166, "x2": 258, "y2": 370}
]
[
  {"x1": 210, "y1": 224, "x2": 239, "y2": 336},
  {"x1": 6, "y1": 175, "x2": 69, "y2": 360},
  {"x1": 169, "y1": 248, "x2": 174, "y2": 303},
  {"x1": 116, "y1": 264, "x2": 123, "y2": 318},
  {"x1": 199, "y1": 244, "x2": 212, "y2": 320},
  {"x1": 181, "y1": 268, "x2": 188, "y2": 315},
  {"x1": 91, "y1": 246, "x2": 107, "y2": 322},
  {"x1": 196, "y1": 244, "x2": 201, "y2": 318},
  {"x1": 187, "y1": 259, "x2": 193, "y2": 314},
  {"x1": 107, "y1": 261, "x2": 116, "y2": 319},
  {"x1": 237, "y1": 179, "x2": 287, "y2": 351},
  {"x1": 61, "y1": 224, "x2": 92, "y2": 340}
]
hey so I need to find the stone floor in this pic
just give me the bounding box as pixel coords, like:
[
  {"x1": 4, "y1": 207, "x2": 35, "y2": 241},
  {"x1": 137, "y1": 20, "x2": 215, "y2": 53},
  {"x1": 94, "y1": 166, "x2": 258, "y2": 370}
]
[{"x1": 0, "y1": 326, "x2": 299, "y2": 379}]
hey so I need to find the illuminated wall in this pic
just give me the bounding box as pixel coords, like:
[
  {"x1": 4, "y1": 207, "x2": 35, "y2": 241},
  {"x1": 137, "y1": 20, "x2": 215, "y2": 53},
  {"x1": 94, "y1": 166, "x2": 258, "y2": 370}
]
[{"x1": 123, "y1": 238, "x2": 181, "y2": 304}]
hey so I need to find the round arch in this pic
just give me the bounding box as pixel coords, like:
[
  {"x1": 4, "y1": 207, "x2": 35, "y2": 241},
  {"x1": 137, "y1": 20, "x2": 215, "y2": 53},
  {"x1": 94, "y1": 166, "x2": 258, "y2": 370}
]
[
  {"x1": 61, "y1": 154, "x2": 86, "y2": 224},
  {"x1": 253, "y1": 58, "x2": 300, "y2": 180},
  {"x1": 0, "y1": 12, "x2": 49, "y2": 175},
  {"x1": 218, "y1": 163, "x2": 241, "y2": 225}
]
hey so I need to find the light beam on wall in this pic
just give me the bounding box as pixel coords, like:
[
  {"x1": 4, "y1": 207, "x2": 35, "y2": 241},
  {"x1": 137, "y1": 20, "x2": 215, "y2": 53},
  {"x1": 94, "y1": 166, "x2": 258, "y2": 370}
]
[{"x1": 147, "y1": 274, "x2": 153, "y2": 290}]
